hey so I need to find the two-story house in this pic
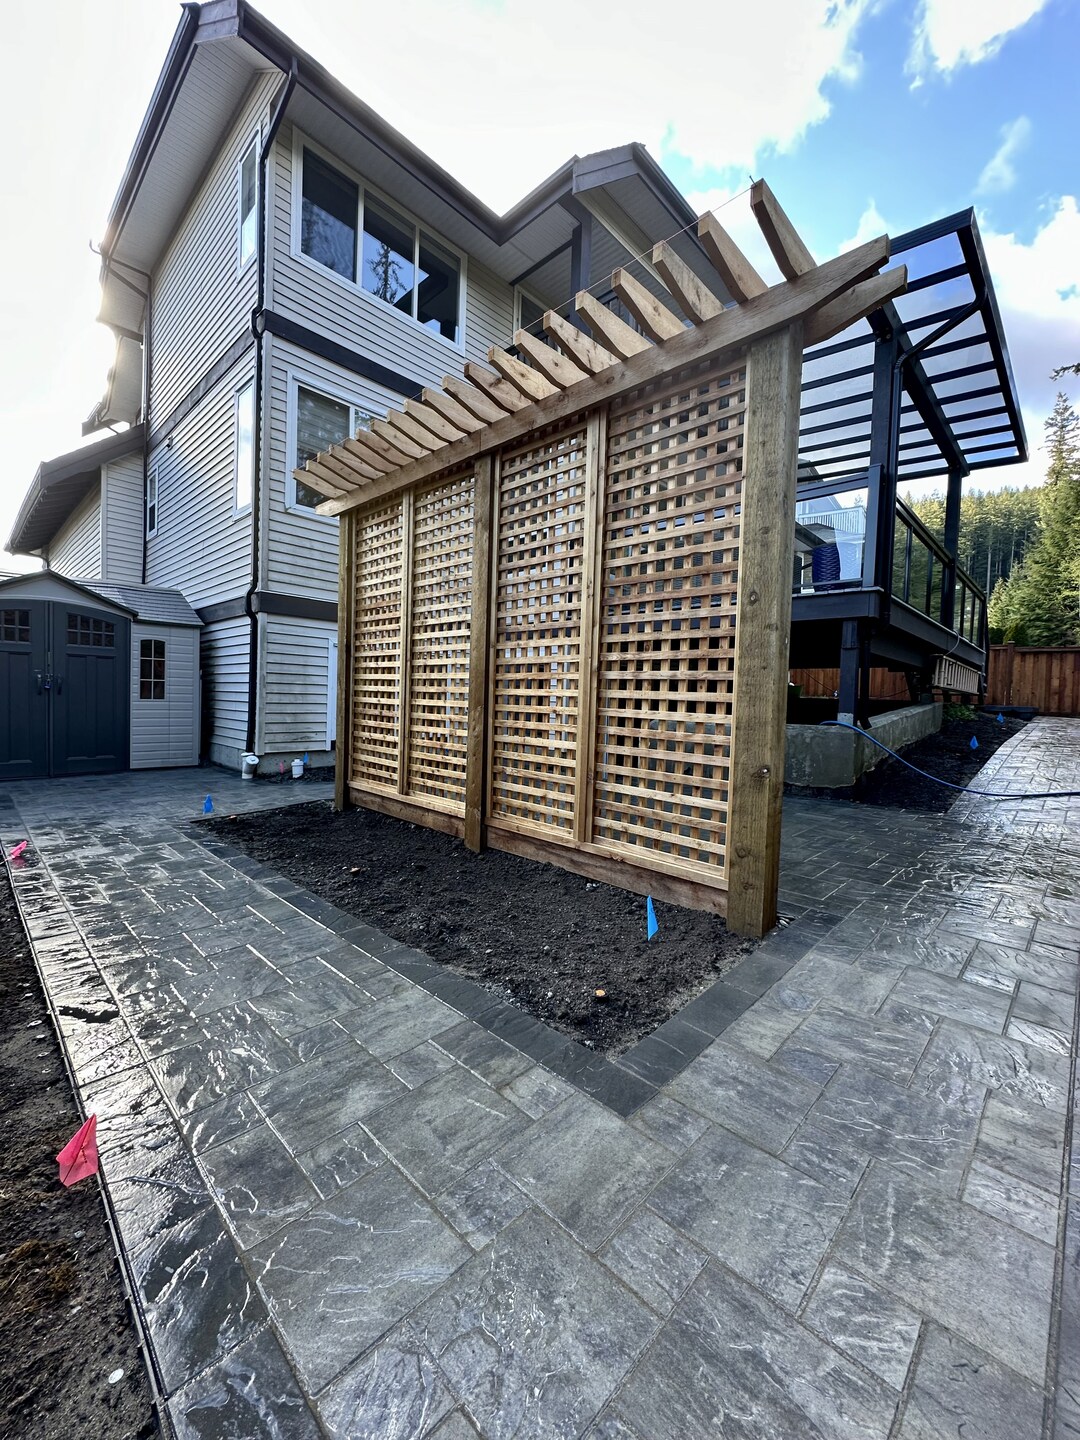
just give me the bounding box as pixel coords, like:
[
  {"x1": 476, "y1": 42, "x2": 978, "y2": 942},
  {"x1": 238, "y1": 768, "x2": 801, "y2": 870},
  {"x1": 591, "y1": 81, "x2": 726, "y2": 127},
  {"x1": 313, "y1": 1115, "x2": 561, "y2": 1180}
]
[{"x1": 7, "y1": 0, "x2": 725, "y2": 775}]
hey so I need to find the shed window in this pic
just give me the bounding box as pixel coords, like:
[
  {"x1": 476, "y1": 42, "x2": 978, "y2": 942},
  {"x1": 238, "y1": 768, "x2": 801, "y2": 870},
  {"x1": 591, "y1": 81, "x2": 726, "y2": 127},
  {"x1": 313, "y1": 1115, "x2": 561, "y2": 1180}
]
[
  {"x1": 1, "y1": 608, "x2": 30, "y2": 642},
  {"x1": 239, "y1": 140, "x2": 258, "y2": 266},
  {"x1": 67, "y1": 614, "x2": 115, "y2": 648},
  {"x1": 139, "y1": 638, "x2": 166, "y2": 700}
]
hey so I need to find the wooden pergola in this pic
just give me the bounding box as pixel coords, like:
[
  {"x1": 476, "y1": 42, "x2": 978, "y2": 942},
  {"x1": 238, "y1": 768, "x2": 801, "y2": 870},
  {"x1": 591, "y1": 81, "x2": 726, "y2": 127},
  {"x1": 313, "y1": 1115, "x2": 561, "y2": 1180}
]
[{"x1": 298, "y1": 183, "x2": 905, "y2": 936}]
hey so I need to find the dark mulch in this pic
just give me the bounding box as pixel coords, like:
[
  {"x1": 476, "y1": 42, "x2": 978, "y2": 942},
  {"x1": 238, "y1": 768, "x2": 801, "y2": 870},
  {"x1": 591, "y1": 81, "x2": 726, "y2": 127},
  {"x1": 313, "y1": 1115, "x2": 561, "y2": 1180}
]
[
  {"x1": 206, "y1": 804, "x2": 756, "y2": 1054},
  {"x1": 842, "y1": 709, "x2": 1028, "y2": 811},
  {"x1": 0, "y1": 866, "x2": 158, "y2": 1439}
]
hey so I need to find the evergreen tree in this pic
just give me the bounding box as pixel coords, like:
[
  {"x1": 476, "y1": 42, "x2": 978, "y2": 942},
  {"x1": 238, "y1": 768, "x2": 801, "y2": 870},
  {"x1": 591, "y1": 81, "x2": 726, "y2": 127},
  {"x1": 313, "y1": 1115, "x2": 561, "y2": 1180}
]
[{"x1": 987, "y1": 394, "x2": 1080, "y2": 644}]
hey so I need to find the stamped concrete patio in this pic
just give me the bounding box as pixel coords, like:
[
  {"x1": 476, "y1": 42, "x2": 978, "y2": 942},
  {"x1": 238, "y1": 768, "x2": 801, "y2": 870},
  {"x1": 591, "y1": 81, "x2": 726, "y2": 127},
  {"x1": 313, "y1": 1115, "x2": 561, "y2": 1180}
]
[{"x1": 2, "y1": 718, "x2": 1078, "y2": 1439}]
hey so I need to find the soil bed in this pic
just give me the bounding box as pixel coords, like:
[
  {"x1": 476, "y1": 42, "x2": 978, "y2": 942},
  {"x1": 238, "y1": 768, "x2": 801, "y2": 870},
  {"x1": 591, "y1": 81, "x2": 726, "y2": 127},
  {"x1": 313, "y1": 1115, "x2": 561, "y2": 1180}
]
[
  {"x1": 819, "y1": 709, "x2": 1028, "y2": 811},
  {"x1": 206, "y1": 805, "x2": 755, "y2": 1053},
  {"x1": 0, "y1": 867, "x2": 158, "y2": 1439}
]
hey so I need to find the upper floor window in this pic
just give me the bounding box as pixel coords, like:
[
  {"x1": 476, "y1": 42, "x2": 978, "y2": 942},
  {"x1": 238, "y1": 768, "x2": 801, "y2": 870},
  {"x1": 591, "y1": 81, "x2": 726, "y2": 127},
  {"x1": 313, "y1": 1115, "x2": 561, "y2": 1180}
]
[
  {"x1": 516, "y1": 289, "x2": 545, "y2": 338},
  {"x1": 146, "y1": 467, "x2": 158, "y2": 538},
  {"x1": 235, "y1": 380, "x2": 255, "y2": 513},
  {"x1": 239, "y1": 140, "x2": 258, "y2": 267},
  {"x1": 292, "y1": 383, "x2": 365, "y2": 511},
  {"x1": 298, "y1": 145, "x2": 461, "y2": 344}
]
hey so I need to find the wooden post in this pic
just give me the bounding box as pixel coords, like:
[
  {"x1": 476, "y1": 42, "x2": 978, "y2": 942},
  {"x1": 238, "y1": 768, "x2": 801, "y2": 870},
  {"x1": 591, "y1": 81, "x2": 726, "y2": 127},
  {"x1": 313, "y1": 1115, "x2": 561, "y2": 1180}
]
[
  {"x1": 573, "y1": 409, "x2": 606, "y2": 842},
  {"x1": 395, "y1": 491, "x2": 415, "y2": 794},
  {"x1": 334, "y1": 509, "x2": 356, "y2": 812},
  {"x1": 464, "y1": 457, "x2": 495, "y2": 852},
  {"x1": 727, "y1": 323, "x2": 804, "y2": 938}
]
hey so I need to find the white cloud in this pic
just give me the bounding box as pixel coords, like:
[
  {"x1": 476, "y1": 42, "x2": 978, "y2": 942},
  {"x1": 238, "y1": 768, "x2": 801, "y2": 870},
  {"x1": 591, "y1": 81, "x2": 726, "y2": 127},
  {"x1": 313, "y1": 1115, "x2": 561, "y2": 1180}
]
[
  {"x1": 837, "y1": 199, "x2": 892, "y2": 253},
  {"x1": 273, "y1": 0, "x2": 877, "y2": 210},
  {"x1": 974, "y1": 197, "x2": 1080, "y2": 487},
  {"x1": 908, "y1": 0, "x2": 1050, "y2": 82},
  {"x1": 977, "y1": 116, "x2": 1032, "y2": 194}
]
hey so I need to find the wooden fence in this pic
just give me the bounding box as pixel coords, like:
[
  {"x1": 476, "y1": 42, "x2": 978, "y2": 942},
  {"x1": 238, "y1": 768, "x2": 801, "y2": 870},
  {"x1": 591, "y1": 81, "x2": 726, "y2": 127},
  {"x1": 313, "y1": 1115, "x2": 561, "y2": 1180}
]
[
  {"x1": 986, "y1": 645, "x2": 1080, "y2": 715},
  {"x1": 306, "y1": 184, "x2": 903, "y2": 936},
  {"x1": 789, "y1": 668, "x2": 910, "y2": 703}
]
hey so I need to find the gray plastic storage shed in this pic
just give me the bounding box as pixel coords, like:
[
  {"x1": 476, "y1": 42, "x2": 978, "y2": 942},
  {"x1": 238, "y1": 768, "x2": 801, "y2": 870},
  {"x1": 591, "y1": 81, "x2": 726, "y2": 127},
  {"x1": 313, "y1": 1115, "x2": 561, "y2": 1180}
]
[{"x1": 0, "y1": 571, "x2": 201, "y2": 778}]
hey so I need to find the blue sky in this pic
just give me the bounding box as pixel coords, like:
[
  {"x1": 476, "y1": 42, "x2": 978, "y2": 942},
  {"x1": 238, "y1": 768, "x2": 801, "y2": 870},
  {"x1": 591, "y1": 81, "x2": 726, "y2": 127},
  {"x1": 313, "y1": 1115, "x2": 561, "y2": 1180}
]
[{"x1": 2, "y1": 0, "x2": 1077, "y2": 564}]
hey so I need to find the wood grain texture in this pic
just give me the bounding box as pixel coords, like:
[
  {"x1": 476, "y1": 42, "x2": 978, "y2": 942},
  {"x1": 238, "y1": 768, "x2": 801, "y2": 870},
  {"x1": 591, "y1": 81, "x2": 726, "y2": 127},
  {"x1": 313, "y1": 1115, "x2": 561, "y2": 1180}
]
[
  {"x1": 696, "y1": 212, "x2": 767, "y2": 304},
  {"x1": 726, "y1": 324, "x2": 804, "y2": 937},
  {"x1": 611, "y1": 267, "x2": 686, "y2": 341},
  {"x1": 542, "y1": 309, "x2": 620, "y2": 373},
  {"x1": 652, "y1": 241, "x2": 725, "y2": 322},
  {"x1": 465, "y1": 457, "x2": 494, "y2": 852},
  {"x1": 750, "y1": 178, "x2": 816, "y2": 281},
  {"x1": 334, "y1": 509, "x2": 356, "y2": 812}
]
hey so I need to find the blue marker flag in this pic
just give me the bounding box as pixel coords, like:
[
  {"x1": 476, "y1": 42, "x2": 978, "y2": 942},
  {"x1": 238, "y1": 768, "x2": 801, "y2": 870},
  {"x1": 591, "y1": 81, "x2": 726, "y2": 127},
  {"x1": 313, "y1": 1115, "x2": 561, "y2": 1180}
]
[
  {"x1": 303, "y1": 752, "x2": 310, "y2": 765},
  {"x1": 203, "y1": 795, "x2": 214, "y2": 814},
  {"x1": 969, "y1": 736, "x2": 979, "y2": 750},
  {"x1": 997, "y1": 713, "x2": 1005, "y2": 724},
  {"x1": 646, "y1": 896, "x2": 659, "y2": 941}
]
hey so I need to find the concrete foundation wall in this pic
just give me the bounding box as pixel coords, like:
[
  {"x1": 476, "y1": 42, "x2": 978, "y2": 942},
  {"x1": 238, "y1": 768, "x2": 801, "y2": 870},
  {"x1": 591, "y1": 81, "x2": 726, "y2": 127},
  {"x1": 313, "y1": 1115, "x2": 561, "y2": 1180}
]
[{"x1": 785, "y1": 702, "x2": 943, "y2": 788}]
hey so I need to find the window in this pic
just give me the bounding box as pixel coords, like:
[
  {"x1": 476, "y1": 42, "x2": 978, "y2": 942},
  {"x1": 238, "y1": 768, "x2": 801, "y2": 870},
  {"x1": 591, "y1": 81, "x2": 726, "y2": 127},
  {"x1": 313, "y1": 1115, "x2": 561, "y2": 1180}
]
[
  {"x1": 67, "y1": 614, "x2": 115, "y2": 648},
  {"x1": 235, "y1": 380, "x2": 255, "y2": 512},
  {"x1": 146, "y1": 468, "x2": 158, "y2": 538},
  {"x1": 298, "y1": 144, "x2": 461, "y2": 343},
  {"x1": 302, "y1": 148, "x2": 358, "y2": 280},
  {"x1": 139, "y1": 638, "x2": 166, "y2": 700},
  {"x1": 239, "y1": 140, "x2": 258, "y2": 267},
  {"x1": 293, "y1": 384, "x2": 362, "y2": 510},
  {"x1": 516, "y1": 289, "x2": 545, "y2": 337},
  {"x1": 1, "y1": 609, "x2": 30, "y2": 643}
]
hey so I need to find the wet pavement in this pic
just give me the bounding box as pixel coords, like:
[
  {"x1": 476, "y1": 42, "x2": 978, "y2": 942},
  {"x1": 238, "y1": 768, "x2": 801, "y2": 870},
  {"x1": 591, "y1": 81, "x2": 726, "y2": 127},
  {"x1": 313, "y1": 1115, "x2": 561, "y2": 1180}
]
[{"x1": 1, "y1": 722, "x2": 1077, "y2": 1439}]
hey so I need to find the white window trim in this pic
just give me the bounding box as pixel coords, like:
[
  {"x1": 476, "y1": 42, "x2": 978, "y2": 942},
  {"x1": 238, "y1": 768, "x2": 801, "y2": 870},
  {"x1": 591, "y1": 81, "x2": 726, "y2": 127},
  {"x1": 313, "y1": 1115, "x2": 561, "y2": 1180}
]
[
  {"x1": 234, "y1": 378, "x2": 255, "y2": 516},
  {"x1": 285, "y1": 367, "x2": 376, "y2": 518},
  {"x1": 145, "y1": 466, "x2": 158, "y2": 539},
  {"x1": 290, "y1": 130, "x2": 468, "y2": 352},
  {"x1": 514, "y1": 285, "x2": 547, "y2": 335},
  {"x1": 237, "y1": 133, "x2": 260, "y2": 273},
  {"x1": 327, "y1": 636, "x2": 338, "y2": 747}
]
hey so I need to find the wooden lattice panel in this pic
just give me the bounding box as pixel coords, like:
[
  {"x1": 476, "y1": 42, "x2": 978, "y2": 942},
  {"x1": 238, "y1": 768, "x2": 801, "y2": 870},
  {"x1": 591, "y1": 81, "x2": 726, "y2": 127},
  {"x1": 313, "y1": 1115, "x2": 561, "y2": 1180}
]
[
  {"x1": 491, "y1": 425, "x2": 588, "y2": 832},
  {"x1": 406, "y1": 474, "x2": 475, "y2": 807},
  {"x1": 593, "y1": 357, "x2": 747, "y2": 870},
  {"x1": 352, "y1": 500, "x2": 404, "y2": 789}
]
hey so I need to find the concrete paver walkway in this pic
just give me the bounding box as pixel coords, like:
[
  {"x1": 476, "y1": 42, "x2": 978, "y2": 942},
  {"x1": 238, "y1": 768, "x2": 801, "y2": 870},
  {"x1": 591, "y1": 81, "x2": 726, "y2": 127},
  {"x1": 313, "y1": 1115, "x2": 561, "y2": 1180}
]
[{"x1": 2, "y1": 722, "x2": 1078, "y2": 1439}]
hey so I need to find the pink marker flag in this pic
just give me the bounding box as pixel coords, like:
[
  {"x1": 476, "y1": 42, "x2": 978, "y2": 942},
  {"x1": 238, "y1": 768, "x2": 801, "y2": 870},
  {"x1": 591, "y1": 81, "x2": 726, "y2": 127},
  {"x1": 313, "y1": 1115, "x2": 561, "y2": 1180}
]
[
  {"x1": 9, "y1": 841, "x2": 27, "y2": 859},
  {"x1": 56, "y1": 1115, "x2": 99, "y2": 1187}
]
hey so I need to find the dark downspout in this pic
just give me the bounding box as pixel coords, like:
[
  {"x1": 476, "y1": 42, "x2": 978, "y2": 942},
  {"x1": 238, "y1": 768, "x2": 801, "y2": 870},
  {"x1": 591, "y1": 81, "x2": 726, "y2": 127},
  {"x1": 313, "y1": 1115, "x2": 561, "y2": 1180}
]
[{"x1": 245, "y1": 60, "x2": 297, "y2": 755}]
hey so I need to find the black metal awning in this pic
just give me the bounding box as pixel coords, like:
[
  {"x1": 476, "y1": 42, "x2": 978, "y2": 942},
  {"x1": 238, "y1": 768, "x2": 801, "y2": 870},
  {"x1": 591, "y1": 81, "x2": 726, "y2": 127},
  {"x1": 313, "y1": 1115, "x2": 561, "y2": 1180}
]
[{"x1": 798, "y1": 209, "x2": 1027, "y2": 487}]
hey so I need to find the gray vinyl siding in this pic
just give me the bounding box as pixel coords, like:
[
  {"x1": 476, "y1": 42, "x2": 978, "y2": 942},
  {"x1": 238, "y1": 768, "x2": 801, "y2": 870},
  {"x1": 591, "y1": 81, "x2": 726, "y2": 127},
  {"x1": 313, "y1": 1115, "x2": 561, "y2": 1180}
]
[
  {"x1": 49, "y1": 486, "x2": 102, "y2": 579},
  {"x1": 201, "y1": 617, "x2": 249, "y2": 768},
  {"x1": 466, "y1": 257, "x2": 515, "y2": 359},
  {"x1": 258, "y1": 613, "x2": 335, "y2": 759},
  {"x1": 102, "y1": 454, "x2": 145, "y2": 583},
  {"x1": 145, "y1": 355, "x2": 254, "y2": 609},
  {"x1": 263, "y1": 335, "x2": 406, "y2": 600},
  {"x1": 148, "y1": 72, "x2": 277, "y2": 430},
  {"x1": 129, "y1": 623, "x2": 200, "y2": 768},
  {"x1": 268, "y1": 125, "x2": 515, "y2": 390}
]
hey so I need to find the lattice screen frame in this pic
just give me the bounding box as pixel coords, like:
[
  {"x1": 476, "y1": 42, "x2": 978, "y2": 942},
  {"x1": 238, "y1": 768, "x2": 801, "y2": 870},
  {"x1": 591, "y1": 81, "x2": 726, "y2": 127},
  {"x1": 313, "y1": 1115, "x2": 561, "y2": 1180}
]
[{"x1": 339, "y1": 326, "x2": 807, "y2": 934}]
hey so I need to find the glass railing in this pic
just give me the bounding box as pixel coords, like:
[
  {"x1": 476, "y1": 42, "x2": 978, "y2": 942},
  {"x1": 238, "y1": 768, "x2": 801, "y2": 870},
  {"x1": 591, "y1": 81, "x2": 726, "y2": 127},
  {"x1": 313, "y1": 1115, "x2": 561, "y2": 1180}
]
[{"x1": 793, "y1": 487, "x2": 868, "y2": 593}]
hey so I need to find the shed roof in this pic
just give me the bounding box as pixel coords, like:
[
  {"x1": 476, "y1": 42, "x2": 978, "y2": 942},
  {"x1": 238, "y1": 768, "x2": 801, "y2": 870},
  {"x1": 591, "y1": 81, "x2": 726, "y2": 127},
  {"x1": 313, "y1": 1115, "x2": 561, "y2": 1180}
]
[{"x1": 80, "y1": 582, "x2": 202, "y2": 628}]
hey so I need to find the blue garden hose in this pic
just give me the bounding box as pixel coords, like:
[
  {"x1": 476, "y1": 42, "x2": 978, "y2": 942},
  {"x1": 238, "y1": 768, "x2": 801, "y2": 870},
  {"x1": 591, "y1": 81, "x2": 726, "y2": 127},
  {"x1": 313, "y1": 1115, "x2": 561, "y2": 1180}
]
[{"x1": 819, "y1": 719, "x2": 1080, "y2": 800}]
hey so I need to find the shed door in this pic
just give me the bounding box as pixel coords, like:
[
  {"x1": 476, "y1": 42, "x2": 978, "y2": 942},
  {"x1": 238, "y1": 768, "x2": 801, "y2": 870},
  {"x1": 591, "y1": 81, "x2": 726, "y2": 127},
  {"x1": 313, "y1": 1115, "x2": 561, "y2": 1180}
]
[
  {"x1": 50, "y1": 605, "x2": 130, "y2": 776},
  {"x1": 0, "y1": 602, "x2": 48, "y2": 779}
]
